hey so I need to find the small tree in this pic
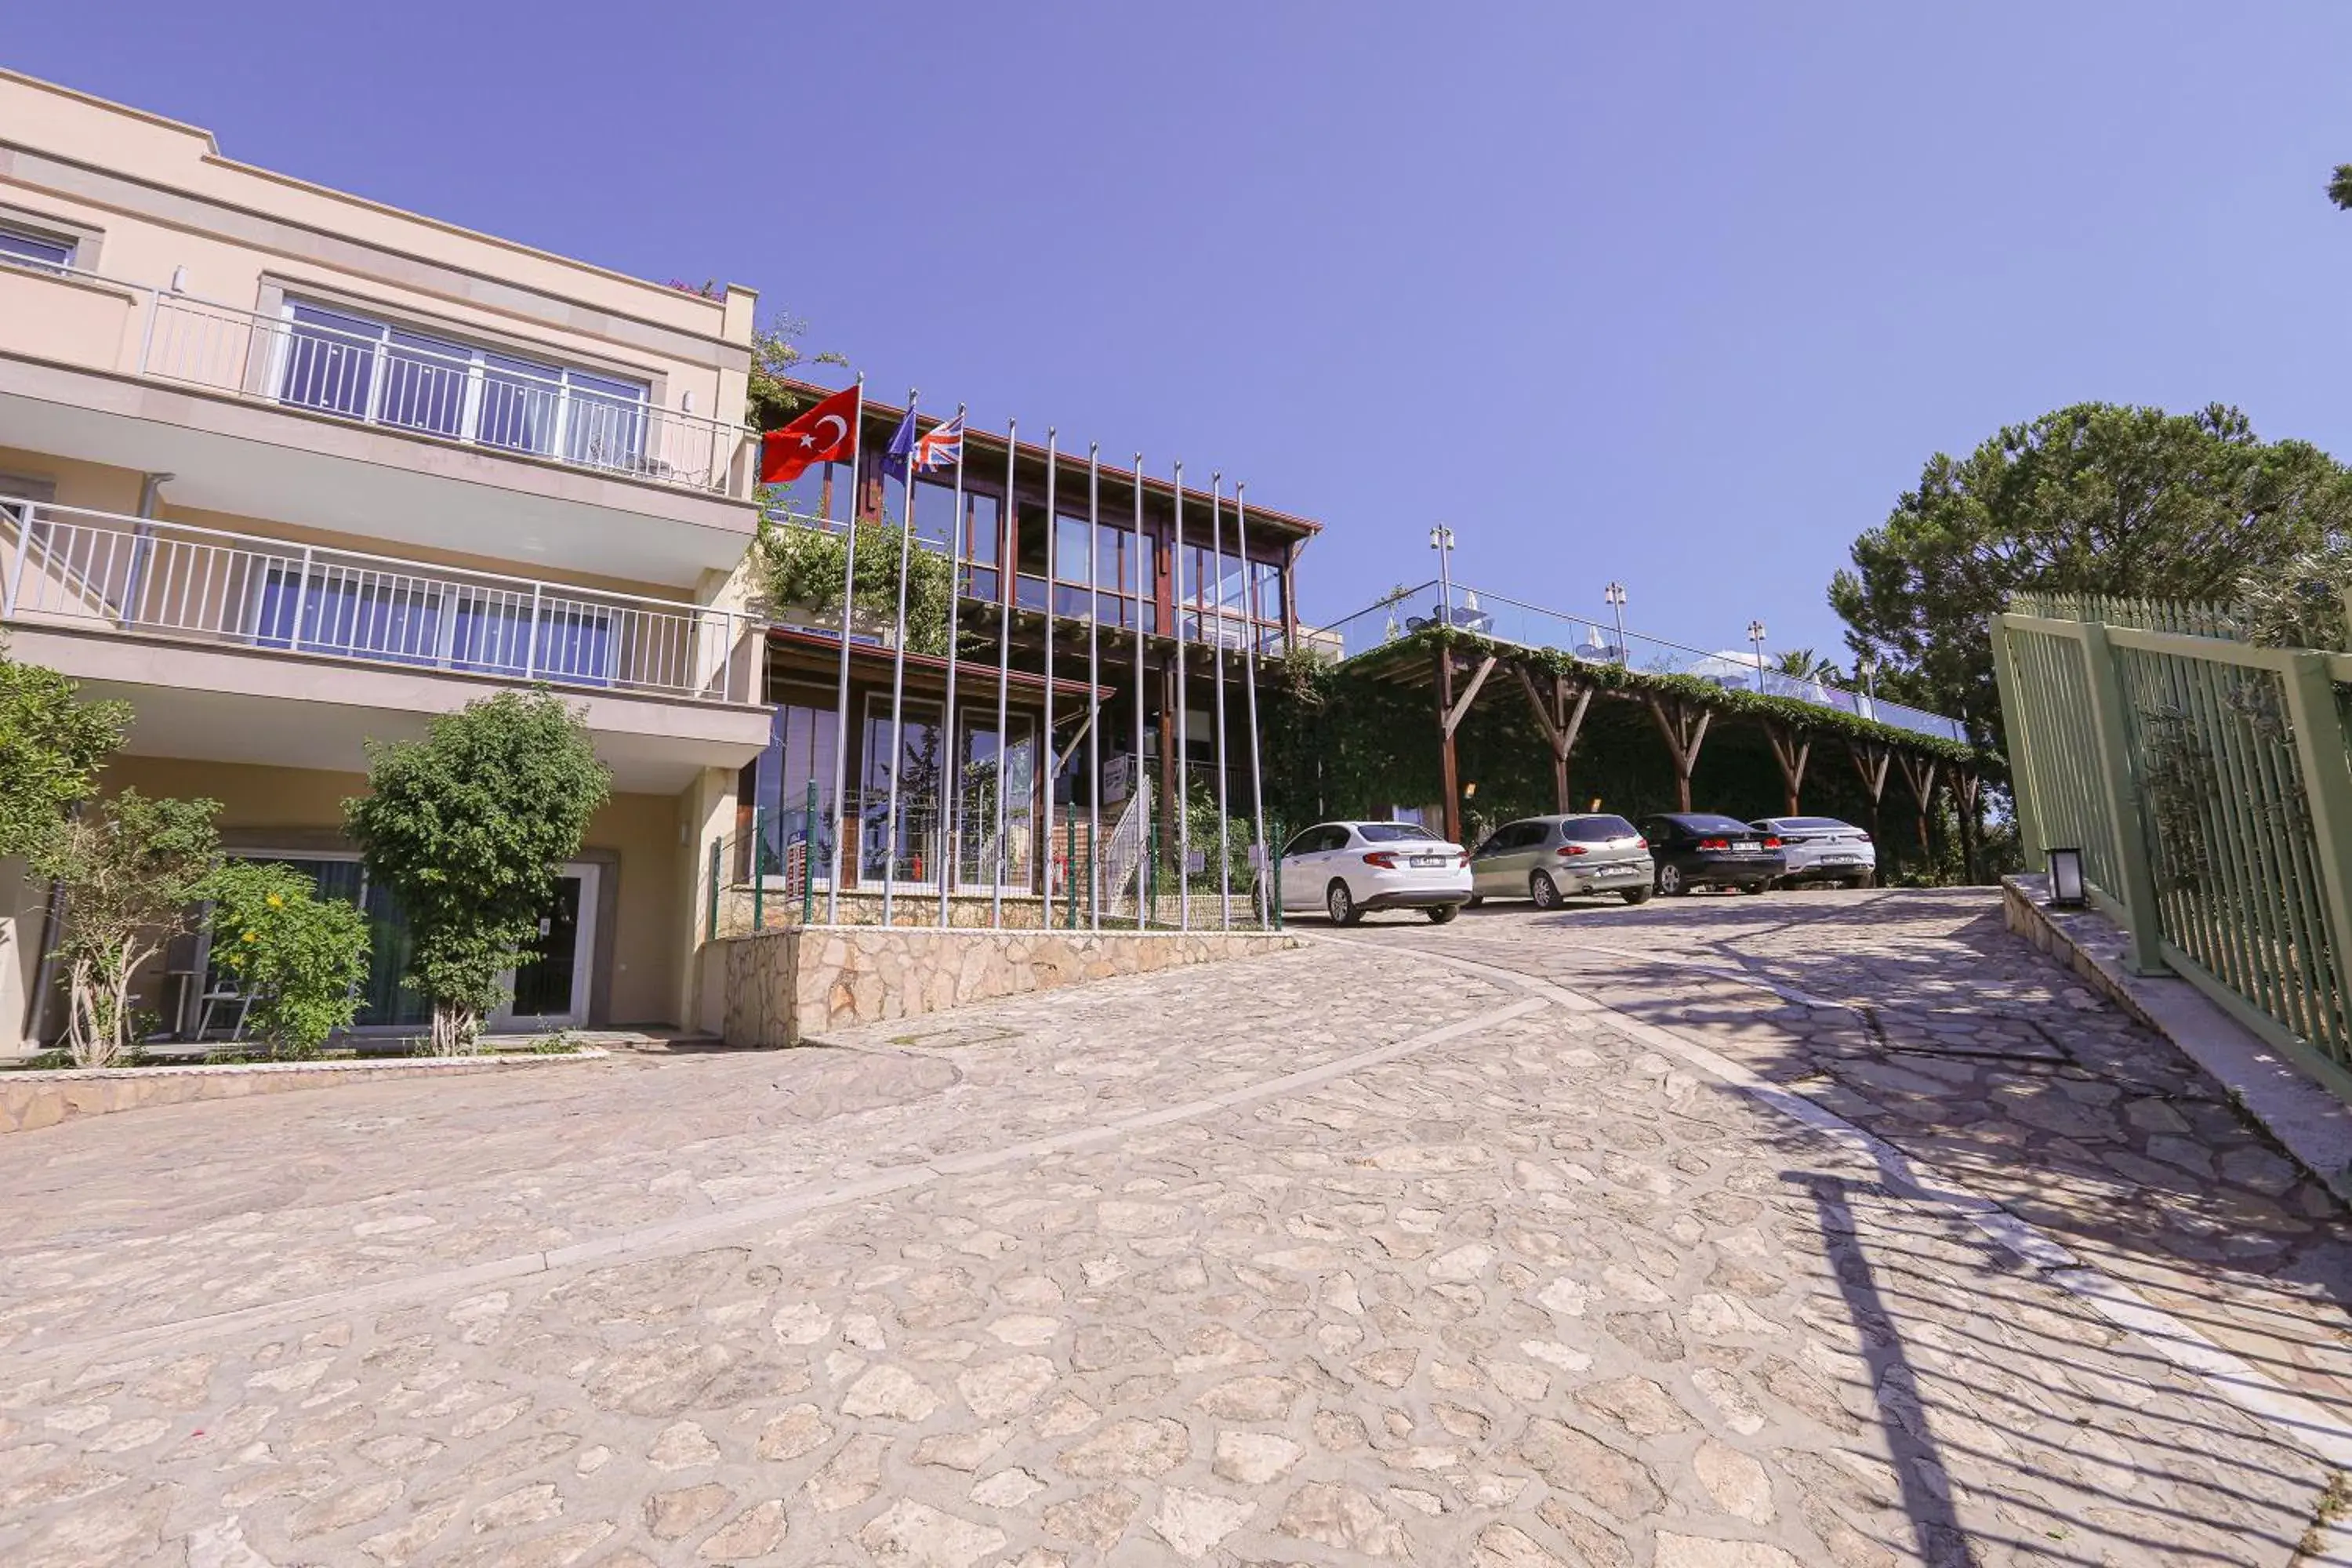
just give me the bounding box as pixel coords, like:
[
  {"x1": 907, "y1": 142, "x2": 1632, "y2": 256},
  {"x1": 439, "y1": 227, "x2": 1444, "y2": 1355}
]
[
  {"x1": 0, "y1": 635, "x2": 130, "y2": 859},
  {"x1": 205, "y1": 861, "x2": 371, "y2": 1058},
  {"x1": 31, "y1": 789, "x2": 222, "y2": 1067},
  {"x1": 346, "y1": 692, "x2": 611, "y2": 1054}
]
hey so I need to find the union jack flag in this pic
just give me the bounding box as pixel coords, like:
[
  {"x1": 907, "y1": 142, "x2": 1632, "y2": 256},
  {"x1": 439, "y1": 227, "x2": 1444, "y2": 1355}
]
[
  {"x1": 912, "y1": 412, "x2": 965, "y2": 473},
  {"x1": 884, "y1": 408, "x2": 965, "y2": 478}
]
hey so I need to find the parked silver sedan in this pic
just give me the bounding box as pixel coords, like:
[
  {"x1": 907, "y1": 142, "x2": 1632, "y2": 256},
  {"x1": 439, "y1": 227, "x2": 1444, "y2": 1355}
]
[
  {"x1": 1751, "y1": 815, "x2": 1878, "y2": 888},
  {"x1": 1468, "y1": 813, "x2": 1655, "y2": 909}
]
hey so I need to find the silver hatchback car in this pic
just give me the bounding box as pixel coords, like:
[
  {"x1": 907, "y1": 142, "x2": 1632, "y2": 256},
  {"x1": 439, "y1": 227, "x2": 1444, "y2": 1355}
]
[{"x1": 1467, "y1": 813, "x2": 1655, "y2": 909}]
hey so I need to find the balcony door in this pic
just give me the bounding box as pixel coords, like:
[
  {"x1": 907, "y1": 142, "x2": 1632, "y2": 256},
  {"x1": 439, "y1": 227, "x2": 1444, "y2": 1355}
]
[{"x1": 494, "y1": 863, "x2": 598, "y2": 1031}]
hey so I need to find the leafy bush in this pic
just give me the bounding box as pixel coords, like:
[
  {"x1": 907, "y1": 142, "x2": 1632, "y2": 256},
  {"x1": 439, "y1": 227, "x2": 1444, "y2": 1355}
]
[
  {"x1": 751, "y1": 515, "x2": 953, "y2": 654},
  {"x1": 0, "y1": 634, "x2": 129, "y2": 859},
  {"x1": 31, "y1": 790, "x2": 221, "y2": 1067},
  {"x1": 346, "y1": 692, "x2": 610, "y2": 1055},
  {"x1": 205, "y1": 861, "x2": 371, "y2": 1058}
]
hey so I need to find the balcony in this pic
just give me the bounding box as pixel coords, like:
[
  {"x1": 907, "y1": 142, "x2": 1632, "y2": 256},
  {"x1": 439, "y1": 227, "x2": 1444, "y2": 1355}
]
[
  {"x1": 0, "y1": 497, "x2": 770, "y2": 789},
  {"x1": 139, "y1": 292, "x2": 750, "y2": 497},
  {"x1": 0, "y1": 258, "x2": 760, "y2": 583}
]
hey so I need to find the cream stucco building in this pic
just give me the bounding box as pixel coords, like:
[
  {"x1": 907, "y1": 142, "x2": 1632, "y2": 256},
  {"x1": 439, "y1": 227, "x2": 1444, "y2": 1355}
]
[{"x1": 0, "y1": 70, "x2": 771, "y2": 1046}]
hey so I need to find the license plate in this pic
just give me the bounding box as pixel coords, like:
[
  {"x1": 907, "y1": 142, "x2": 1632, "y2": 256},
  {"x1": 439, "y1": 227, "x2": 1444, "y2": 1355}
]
[
  {"x1": 1410, "y1": 855, "x2": 1447, "y2": 867},
  {"x1": 1595, "y1": 865, "x2": 1639, "y2": 877},
  {"x1": 1733, "y1": 840, "x2": 1759, "y2": 852}
]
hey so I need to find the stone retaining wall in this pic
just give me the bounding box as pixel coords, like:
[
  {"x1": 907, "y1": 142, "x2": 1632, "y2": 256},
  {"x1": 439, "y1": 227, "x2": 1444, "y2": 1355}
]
[
  {"x1": 0, "y1": 1049, "x2": 608, "y2": 1136},
  {"x1": 720, "y1": 927, "x2": 1301, "y2": 1047}
]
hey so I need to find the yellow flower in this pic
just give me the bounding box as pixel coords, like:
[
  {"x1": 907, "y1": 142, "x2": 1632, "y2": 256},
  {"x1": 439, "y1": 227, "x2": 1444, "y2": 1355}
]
[
  {"x1": 241, "y1": 930, "x2": 258, "y2": 942},
  {"x1": 266, "y1": 892, "x2": 285, "y2": 908}
]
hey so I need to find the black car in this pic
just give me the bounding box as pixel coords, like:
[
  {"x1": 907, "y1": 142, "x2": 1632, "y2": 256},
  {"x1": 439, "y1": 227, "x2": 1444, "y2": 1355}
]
[{"x1": 1636, "y1": 812, "x2": 1788, "y2": 895}]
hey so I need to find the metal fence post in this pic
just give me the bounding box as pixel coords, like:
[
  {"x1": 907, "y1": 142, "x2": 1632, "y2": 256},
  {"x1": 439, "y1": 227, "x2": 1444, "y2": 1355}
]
[
  {"x1": 2282, "y1": 652, "x2": 2352, "y2": 1048},
  {"x1": 525, "y1": 583, "x2": 543, "y2": 680},
  {"x1": 751, "y1": 806, "x2": 765, "y2": 935},
  {"x1": 1984, "y1": 613, "x2": 2043, "y2": 874},
  {"x1": 804, "y1": 779, "x2": 818, "y2": 927},
  {"x1": 292, "y1": 544, "x2": 314, "y2": 652},
  {"x1": 706, "y1": 837, "x2": 721, "y2": 943},
  {"x1": 2079, "y1": 622, "x2": 2169, "y2": 975},
  {"x1": 1270, "y1": 818, "x2": 1284, "y2": 932},
  {"x1": 1065, "y1": 815, "x2": 1079, "y2": 932},
  {"x1": 2, "y1": 502, "x2": 29, "y2": 619}
]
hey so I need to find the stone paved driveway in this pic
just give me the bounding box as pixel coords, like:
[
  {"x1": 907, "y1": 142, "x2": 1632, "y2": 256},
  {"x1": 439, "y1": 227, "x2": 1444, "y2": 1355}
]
[{"x1": 0, "y1": 889, "x2": 2343, "y2": 1566}]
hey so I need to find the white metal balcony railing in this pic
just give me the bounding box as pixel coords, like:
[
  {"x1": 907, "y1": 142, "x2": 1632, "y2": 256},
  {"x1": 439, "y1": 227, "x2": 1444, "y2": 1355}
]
[
  {"x1": 140, "y1": 294, "x2": 750, "y2": 493},
  {"x1": 0, "y1": 498, "x2": 760, "y2": 705},
  {"x1": 0, "y1": 251, "x2": 752, "y2": 496}
]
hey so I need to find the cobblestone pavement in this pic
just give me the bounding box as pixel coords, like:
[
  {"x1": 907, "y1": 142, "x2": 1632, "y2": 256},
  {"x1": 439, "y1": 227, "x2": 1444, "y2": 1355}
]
[{"x1": 0, "y1": 892, "x2": 2343, "y2": 1566}]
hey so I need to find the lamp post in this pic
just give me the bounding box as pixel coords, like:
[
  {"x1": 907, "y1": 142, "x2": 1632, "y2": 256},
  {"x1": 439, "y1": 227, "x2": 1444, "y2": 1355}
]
[
  {"x1": 1857, "y1": 654, "x2": 1878, "y2": 719},
  {"x1": 1748, "y1": 619, "x2": 1768, "y2": 690},
  {"x1": 1603, "y1": 581, "x2": 1628, "y2": 666},
  {"x1": 1429, "y1": 524, "x2": 1456, "y2": 626}
]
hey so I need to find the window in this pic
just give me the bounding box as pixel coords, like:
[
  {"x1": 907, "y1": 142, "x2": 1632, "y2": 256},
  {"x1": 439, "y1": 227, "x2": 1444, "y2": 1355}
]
[
  {"x1": 1562, "y1": 815, "x2": 1639, "y2": 841},
  {"x1": 1359, "y1": 822, "x2": 1440, "y2": 844},
  {"x1": 276, "y1": 298, "x2": 650, "y2": 468},
  {"x1": 0, "y1": 223, "x2": 76, "y2": 273}
]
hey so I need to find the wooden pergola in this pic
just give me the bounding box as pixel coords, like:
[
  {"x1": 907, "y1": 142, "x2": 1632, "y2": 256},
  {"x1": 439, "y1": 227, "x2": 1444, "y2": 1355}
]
[{"x1": 1350, "y1": 630, "x2": 1984, "y2": 856}]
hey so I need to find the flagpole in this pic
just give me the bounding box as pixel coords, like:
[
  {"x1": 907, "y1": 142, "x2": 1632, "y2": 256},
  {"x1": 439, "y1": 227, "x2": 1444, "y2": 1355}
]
[
  {"x1": 1086, "y1": 441, "x2": 1102, "y2": 933},
  {"x1": 937, "y1": 405, "x2": 967, "y2": 928},
  {"x1": 992, "y1": 419, "x2": 1015, "y2": 931},
  {"x1": 1236, "y1": 481, "x2": 1271, "y2": 928},
  {"x1": 1172, "y1": 461, "x2": 1189, "y2": 934},
  {"x1": 824, "y1": 373, "x2": 865, "y2": 925},
  {"x1": 881, "y1": 391, "x2": 920, "y2": 928},
  {"x1": 1210, "y1": 474, "x2": 1231, "y2": 931},
  {"x1": 1131, "y1": 452, "x2": 1147, "y2": 931},
  {"x1": 1041, "y1": 428, "x2": 1058, "y2": 931}
]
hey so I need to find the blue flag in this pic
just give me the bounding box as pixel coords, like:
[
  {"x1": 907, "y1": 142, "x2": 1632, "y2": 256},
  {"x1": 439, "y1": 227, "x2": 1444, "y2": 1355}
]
[{"x1": 880, "y1": 408, "x2": 919, "y2": 481}]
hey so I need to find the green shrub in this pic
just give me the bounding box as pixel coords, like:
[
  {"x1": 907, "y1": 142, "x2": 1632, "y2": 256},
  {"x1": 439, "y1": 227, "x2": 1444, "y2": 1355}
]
[
  {"x1": 346, "y1": 691, "x2": 611, "y2": 1054},
  {"x1": 206, "y1": 861, "x2": 371, "y2": 1058},
  {"x1": 751, "y1": 515, "x2": 953, "y2": 654},
  {"x1": 31, "y1": 789, "x2": 221, "y2": 1067}
]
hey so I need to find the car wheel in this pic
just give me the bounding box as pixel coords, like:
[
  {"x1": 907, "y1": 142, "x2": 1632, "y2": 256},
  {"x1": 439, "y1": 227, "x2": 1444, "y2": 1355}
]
[
  {"x1": 1656, "y1": 862, "x2": 1686, "y2": 897},
  {"x1": 1530, "y1": 870, "x2": 1563, "y2": 909},
  {"x1": 1327, "y1": 880, "x2": 1362, "y2": 926},
  {"x1": 1740, "y1": 881, "x2": 1768, "y2": 895},
  {"x1": 1465, "y1": 895, "x2": 1483, "y2": 909},
  {"x1": 1620, "y1": 886, "x2": 1652, "y2": 905},
  {"x1": 1425, "y1": 904, "x2": 1459, "y2": 924}
]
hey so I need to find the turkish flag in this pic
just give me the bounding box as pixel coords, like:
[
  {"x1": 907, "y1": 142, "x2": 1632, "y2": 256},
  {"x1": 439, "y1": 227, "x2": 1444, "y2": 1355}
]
[{"x1": 760, "y1": 385, "x2": 861, "y2": 485}]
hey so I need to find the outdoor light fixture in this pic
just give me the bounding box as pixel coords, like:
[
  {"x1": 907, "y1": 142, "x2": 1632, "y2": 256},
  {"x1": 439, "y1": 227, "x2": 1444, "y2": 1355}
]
[
  {"x1": 1747, "y1": 619, "x2": 1769, "y2": 688},
  {"x1": 1604, "y1": 582, "x2": 1629, "y2": 666},
  {"x1": 2046, "y1": 848, "x2": 2086, "y2": 908},
  {"x1": 1430, "y1": 524, "x2": 1457, "y2": 623},
  {"x1": 1463, "y1": 782, "x2": 1478, "y2": 800}
]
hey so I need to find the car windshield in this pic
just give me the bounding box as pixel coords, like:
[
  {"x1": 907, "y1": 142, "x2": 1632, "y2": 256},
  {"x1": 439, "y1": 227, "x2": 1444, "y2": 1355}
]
[
  {"x1": 1561, "y1": 815, "x2": 1639, "y2": 841},
  {"x1": 1679, "y1": 815, "x2": 1755, "y2": 834},
  {"x1": 1777, "y1": 816, "x2": 1849, "y2": 829},
  {"x1": 1359, "y1": 822, "x2": 1439, "y2": 843}
]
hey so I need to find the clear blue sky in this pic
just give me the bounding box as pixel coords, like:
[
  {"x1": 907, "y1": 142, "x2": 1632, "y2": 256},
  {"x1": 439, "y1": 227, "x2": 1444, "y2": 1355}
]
[{"x1": 14, "y1": 5, "x2": 2352, "y2": 663}]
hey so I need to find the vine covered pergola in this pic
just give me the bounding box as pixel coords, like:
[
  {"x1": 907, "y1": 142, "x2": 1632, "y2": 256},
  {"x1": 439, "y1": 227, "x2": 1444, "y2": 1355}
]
[{"x1": 1266, "y1": 626, "x2": 1994, "y2": 873}]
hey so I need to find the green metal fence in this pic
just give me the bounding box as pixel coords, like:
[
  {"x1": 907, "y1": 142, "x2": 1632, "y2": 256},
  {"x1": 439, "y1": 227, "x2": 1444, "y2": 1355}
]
[{"x1": 1992, "y1": 599, "x2": 2352, "y2": 1098}]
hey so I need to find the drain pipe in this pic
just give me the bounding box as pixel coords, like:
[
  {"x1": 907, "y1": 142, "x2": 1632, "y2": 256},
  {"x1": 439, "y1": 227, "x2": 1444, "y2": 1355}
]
[{"x1": 24, "y1": 473, "x2": 172, "y2": 1044}]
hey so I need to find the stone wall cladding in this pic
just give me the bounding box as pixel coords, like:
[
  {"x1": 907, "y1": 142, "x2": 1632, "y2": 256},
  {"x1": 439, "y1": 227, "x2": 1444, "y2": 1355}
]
[
  {"x1": 719, "y1": 927, "x2": 1301, "y2": 1047},
  {"x1": 0, "y1": 1048, "x2": 608, "y2": 1136}
]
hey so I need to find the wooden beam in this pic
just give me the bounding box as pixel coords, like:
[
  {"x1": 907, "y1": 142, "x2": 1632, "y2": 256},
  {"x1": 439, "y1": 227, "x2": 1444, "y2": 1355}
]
[
  {"x1": 1442, "y1": 652, "x2": 1497, "y2": 737},
  {"x1": 1848, "y1": 738, "x2": 1892, "y2": 844},
  {"x1": 1762, "y1": 720, "x2": 1812, "y2": 818},
  {"x1": 1643, "y1": 692, "x2": 1711, "y2": 812},
  {"x1": 1894, "y1": 751, "x2": 1940, "y2": 858},
  {"x1": 1437, "y1": 645, "x2": 1461, "y2": 844},
  {"x1": 1511, "y1": 663, "x2": 1594, "y2": 811}
]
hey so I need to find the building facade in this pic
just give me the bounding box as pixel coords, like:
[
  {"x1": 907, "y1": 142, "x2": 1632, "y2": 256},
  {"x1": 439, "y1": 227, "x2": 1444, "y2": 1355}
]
[
  {"x1": 746, "y1": 390, "x2": 1318, "y2": 924},
  {"x1": 0, "y1": 71, "x2": 1323, "y2": 1048},
  {"x1": 0, "y1": 71, "x2": 772, "y2": 1045}
]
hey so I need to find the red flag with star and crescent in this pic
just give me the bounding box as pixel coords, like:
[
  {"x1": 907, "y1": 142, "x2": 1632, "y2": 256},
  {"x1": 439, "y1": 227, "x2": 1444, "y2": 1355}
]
[{"x1": 759, "y1": 385, "x2": 861, "y2": 485}]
